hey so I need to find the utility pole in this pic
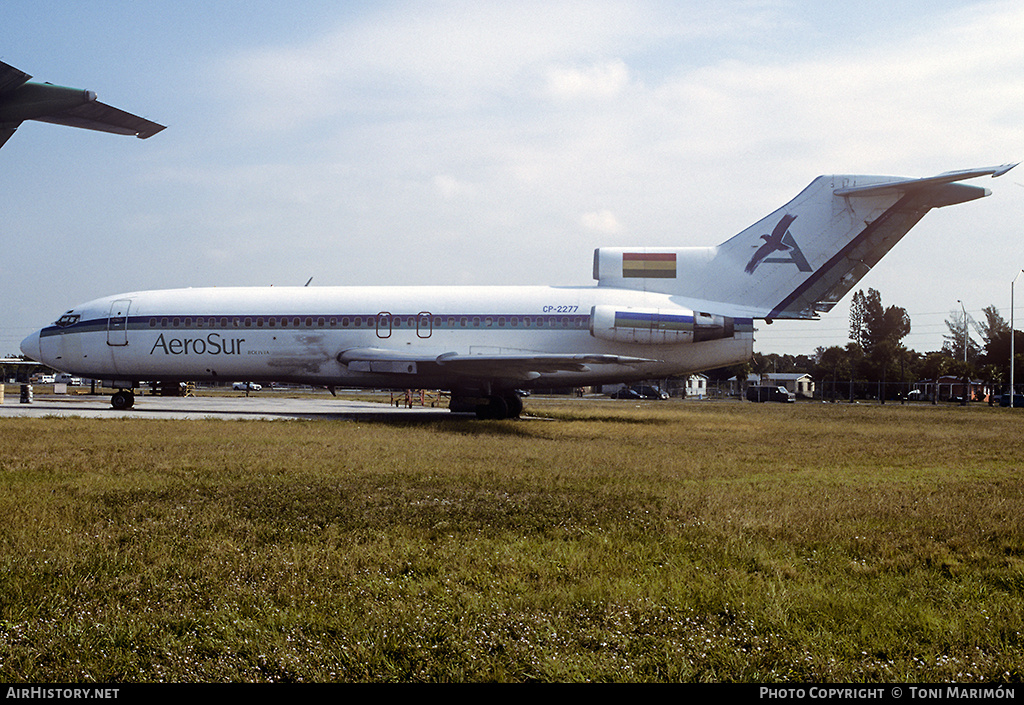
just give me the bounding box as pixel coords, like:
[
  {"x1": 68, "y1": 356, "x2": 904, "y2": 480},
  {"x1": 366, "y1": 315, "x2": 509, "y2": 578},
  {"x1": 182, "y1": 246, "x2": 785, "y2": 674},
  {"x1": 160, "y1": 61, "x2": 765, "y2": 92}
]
[
  {"x1": 958, "y1": 300, "x2": 968, "y2": 405},
  {"x1": 1013, "y1": 270, "x2": 1023, "y2": 406}
]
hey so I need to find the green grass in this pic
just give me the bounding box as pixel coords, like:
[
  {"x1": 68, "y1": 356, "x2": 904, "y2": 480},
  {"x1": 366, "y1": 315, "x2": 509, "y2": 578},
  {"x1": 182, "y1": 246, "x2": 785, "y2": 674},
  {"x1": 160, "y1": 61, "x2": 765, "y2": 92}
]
[{"x1": 0, "y1": 400, "x2": 1022, "y2": 682}]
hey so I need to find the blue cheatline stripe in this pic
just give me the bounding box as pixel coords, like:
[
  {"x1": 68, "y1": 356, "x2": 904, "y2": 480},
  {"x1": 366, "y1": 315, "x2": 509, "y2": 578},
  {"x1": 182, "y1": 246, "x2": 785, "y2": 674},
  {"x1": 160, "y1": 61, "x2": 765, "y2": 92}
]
[
  {"x1": 41, "y1": 313, "x2": 595, "y2": 337},
  {"x1": 40, "y1": 312, "x2": 757, "y2": 337},
  {"x1": 613, "y1": 311, "x2": 694, "y2": 331}
]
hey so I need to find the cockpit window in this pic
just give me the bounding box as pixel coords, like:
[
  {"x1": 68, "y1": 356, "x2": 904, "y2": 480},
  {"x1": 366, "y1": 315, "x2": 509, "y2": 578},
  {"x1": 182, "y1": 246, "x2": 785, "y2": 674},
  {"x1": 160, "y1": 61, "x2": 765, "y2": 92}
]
[{"x1": 55, "y1": 312, "x2": 81, "y2": 328}]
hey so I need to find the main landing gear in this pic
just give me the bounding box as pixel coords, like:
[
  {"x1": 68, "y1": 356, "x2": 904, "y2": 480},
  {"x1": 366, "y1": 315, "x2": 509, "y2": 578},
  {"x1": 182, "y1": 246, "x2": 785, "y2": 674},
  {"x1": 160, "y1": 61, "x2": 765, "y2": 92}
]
[
  {"x1": 110, "y1": 389, "x2": 135, "y2": 410},
  {"x1": 451, "y1": 392, "x2": 524, "y2": 420}
]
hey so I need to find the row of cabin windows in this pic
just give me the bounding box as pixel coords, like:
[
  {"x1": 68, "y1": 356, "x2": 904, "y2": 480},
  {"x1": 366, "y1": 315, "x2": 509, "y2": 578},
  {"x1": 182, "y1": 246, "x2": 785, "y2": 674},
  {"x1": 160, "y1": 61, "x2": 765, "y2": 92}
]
[{"x1": 147, "y1": 315, "x2": 590, "y2": 330}]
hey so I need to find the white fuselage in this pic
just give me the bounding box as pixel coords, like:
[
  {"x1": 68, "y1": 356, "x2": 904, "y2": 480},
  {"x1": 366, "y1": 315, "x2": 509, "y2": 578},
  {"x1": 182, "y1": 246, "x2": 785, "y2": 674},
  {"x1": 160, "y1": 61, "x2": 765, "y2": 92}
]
[
  {"x1": 21, "y1": 166, "x2": 1012, "y2": 415},
  {"x1": 24, "y1": 285, "x2": 753, "y2": 393}
]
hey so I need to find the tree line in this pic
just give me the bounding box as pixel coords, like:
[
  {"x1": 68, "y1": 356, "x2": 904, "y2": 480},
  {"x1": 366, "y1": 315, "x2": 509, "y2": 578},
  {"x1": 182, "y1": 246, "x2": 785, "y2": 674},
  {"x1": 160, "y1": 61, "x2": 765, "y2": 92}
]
[{"x1": 706, "y1": 288, "x2": 1024, "y2": 402}]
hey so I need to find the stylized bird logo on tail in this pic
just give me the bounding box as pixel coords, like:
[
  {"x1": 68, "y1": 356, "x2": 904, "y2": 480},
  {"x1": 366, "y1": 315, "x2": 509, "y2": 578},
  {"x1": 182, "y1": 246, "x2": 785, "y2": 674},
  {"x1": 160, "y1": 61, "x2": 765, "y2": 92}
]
[{"x1": 745, "y1": 214, "x2": 797, "y2": 274}]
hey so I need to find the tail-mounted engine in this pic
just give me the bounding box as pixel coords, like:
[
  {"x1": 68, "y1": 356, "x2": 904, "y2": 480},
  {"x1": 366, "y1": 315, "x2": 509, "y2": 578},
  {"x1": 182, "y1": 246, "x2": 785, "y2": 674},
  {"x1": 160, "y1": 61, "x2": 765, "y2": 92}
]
[{"x1": 589, "y1": 305, "x2": 734, "y2": 345}]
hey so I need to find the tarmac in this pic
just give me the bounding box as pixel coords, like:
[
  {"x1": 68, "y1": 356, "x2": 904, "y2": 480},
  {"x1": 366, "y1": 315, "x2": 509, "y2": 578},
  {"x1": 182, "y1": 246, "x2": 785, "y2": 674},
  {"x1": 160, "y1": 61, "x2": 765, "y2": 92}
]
[{"x1": 0, "y1": 391, "x2": 456, "y2": 421}]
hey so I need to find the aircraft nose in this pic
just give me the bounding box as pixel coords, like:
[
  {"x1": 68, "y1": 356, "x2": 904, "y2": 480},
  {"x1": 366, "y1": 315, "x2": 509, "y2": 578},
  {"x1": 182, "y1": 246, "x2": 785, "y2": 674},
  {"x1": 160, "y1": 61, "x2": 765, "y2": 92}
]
[{"x1": 20, "y1": 330, "x2": 42, "y2": 362}]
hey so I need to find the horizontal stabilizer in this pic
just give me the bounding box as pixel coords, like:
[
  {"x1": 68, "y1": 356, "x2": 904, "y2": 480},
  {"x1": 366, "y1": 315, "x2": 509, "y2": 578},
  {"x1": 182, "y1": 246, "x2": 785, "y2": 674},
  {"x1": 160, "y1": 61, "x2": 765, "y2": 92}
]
[{"x1": 833, "y1": 164, "x2": 1017, "y2": 197}]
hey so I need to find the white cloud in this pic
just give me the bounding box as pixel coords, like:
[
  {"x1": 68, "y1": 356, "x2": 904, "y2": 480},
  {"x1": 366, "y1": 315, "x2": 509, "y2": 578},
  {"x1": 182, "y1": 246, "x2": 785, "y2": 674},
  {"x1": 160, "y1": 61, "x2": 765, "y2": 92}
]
[
  {"x1": 544, "y1": 60, "x2": 631, "y2": 100},
  {"x1": 433, "y1": 174, "x2": 475, "y2": 200},
  {"x1": 580, "y1": 209, "x2": 623, "y2": 234},
  {"x1": 196, "y1": 1, "x2": 1024, "y2": 297}
]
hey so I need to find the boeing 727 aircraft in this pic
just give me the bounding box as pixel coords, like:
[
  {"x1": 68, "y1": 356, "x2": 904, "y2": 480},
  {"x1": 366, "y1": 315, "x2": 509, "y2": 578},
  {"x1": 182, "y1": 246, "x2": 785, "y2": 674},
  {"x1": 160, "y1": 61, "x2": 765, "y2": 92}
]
[{"x1": 20, "y1": 164, "x2": 1015, "y2": 417}]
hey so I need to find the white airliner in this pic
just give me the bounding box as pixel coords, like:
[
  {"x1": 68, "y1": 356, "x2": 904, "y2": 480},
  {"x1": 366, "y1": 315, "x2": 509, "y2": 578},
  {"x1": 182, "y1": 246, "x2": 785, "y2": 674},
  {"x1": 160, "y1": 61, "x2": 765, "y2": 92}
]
[{"x1": 20, "y1": 164, "x2": 1015, "y2": 418}]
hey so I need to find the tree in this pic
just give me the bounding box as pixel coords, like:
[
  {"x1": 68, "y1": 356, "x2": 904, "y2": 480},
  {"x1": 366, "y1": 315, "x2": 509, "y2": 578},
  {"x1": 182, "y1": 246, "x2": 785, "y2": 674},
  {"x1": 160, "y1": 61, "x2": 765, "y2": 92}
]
[
  {"x1": 849, "y1": 288, "x2": 911, "y2": 398},
  {"x1": 845, "y1": 342, "x2": 865, "y2": 401},
  {"x1": 978, "y1": 305, "x2": 1010, "y2": 348},
  {"x1": 942, "y1": 308, "x2": 981, "y2": 363},
  {"x1": 814, "y1": 345, "x2": 851, "y2": 401},
  {"x1": 920, "y1": 352, "x2": 950, "y2": 404},
  {"x1": 849, "y1": 288, "x2": 910, "y2": 354},
  {"x1": 975, "y1": 305, "x2": 1016, "y2": 376},
  {"x1": 849, "y1": 290, "x2": 868, "y2": 349}
]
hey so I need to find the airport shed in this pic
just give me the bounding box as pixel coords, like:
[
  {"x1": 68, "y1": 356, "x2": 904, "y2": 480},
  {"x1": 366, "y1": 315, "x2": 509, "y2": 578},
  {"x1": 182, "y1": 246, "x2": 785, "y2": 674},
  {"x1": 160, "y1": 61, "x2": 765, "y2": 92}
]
[{"x1": 760, "y1": 373, "x2": 815, "y2": 399}]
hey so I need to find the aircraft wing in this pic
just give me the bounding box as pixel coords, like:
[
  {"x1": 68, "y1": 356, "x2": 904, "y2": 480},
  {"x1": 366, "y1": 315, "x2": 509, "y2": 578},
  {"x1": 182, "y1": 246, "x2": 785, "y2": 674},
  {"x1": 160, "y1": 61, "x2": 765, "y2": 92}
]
[
  {"x1": 33, "y1": 99, "x2": 166, "y2": 139},
  {"x1": 0, "y1": 61, "x2": 31, "y2": 92},
  {"x1": 434, "y1": 352, "x2": 658, "y2": 380},
  {"x1": 0, "y1": 60, "x2": 31, "y2": 148},
  {"x1": 0, "y1": 126, "x2": 16, "y2": 150},
  {"x1": 339, "y1": 348, "x2": 658, "y2": 382},
  {"x1": 0, "y1": 59, "x2": 165, "y2": 148}
]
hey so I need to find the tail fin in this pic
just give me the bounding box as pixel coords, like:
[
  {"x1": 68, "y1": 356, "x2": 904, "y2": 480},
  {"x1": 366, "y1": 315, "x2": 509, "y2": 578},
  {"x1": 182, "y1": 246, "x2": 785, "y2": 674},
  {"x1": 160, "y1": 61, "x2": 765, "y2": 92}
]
[{"x1": 594, "y1": 165, "x2": 1016, "y2": 319}]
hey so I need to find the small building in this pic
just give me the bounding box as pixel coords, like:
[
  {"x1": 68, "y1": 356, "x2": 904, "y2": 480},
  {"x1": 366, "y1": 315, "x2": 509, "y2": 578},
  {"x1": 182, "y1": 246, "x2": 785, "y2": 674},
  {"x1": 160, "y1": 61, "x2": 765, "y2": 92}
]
[
  {"x1": 683, "y1": 374, "x2": 709, "y2": 398},
  {"x1": 913, "y1": 375, "x2": 991, "y2": 403},
  {"x1": 728, "y1": 373, "x2": 815, "y2": 399},
  {"x1": 727, "y1": 373, "x2": 760, "y2": 397},
  {"x1": 760, "y1": 373, "x2": 815, "y2": 399}
]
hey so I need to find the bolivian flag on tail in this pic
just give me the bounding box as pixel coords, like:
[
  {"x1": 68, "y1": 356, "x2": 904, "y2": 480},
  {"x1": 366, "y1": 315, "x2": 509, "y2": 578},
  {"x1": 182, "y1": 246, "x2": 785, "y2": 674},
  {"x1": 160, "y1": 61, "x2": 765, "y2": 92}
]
[{"x1": 622, "y1": 252, "x2": 677, "y2": 279}]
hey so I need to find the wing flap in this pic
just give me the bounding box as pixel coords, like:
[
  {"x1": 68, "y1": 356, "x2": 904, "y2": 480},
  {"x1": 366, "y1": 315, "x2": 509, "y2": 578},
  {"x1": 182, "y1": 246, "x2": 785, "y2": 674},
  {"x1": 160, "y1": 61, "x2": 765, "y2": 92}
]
[
  {"x1": 435, "y1": 352, "x2": 658, "y2": 379},
  {"x1": 338, "y1": 347, "x2": 658, "y2": 382}
]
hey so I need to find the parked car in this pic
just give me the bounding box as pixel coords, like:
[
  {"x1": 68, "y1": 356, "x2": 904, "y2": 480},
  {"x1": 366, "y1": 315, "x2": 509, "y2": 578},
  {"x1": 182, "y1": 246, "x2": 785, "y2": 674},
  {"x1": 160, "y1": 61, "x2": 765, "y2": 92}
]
[
  {"x1": 609, "y1": 385, "x2": 668, "y2": 400},
  {"x1": 233, "y1": 382, "x2": 262, "y2": 391},
  {"x1": 999, "y1": 393, "x2": 1024, "y2": 408},
  {"x1": 746, "y1": 385, "x2": 796, "y2": 403},
  {"x1": 609, "y1": 387, "x2": 642, "y2": 399},
  {"x1": 633, "y1": 385, "x2": 669, "y2": 400}
]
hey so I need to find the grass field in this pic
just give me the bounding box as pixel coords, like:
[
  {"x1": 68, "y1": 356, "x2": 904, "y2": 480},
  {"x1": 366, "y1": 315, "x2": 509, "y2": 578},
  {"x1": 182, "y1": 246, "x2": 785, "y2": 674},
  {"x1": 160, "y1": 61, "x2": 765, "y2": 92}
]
[{"x1": 0, "y1": 398, "x2": 1021, "y2": 682}]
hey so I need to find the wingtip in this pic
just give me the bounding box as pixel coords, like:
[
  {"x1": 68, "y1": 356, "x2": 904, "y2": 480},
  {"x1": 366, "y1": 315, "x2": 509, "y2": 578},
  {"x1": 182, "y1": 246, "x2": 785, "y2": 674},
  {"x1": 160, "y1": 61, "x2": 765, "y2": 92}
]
[
  {"x1": 135, "y1": 123, "x2": 167, "y2": 139},
  {"x1": 992, "y1": 162, "x2": 1019, "y2": 178}
]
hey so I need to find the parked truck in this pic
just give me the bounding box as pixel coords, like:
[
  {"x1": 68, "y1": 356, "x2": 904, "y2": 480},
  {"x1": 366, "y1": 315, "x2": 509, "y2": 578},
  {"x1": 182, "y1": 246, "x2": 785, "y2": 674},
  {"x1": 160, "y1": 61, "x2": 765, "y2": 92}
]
[{"x1": 746, "y1": 385, "x2": 796, "y2": 403}]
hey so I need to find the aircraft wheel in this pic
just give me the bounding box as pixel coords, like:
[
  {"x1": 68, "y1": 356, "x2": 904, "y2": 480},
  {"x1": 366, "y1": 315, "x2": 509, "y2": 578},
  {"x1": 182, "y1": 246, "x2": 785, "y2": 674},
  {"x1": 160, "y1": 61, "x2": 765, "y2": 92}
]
[
  {"x1": 476, "y1": 395, "x2": 509, "y2": 420},
  {"x1": 111, "y1": 390, "x2": 134, "y2": 410},
  {"x1": 503, "y1": 392, "x2": 524, "y2": 418}
]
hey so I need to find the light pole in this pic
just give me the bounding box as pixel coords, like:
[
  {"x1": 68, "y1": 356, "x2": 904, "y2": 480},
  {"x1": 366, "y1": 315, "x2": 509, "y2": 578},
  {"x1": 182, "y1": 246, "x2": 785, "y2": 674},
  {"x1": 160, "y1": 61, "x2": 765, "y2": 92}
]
[
  {"x1": 1013, "y1": 270, "x2": 1024, "y2": 407},
  {"x1": 958, "y1": 300, "x2": 968, "y2": 405},
  {"x1": 957, "y1": 300, "x2": 968, "y2": 363}
]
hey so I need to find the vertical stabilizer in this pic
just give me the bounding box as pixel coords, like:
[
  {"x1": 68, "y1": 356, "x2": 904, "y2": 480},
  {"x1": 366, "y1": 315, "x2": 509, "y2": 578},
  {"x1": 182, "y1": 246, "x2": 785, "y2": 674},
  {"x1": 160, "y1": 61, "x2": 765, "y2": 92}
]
[{"x1": 593, "y1": 165, "x2": 1014, "y2": 318}]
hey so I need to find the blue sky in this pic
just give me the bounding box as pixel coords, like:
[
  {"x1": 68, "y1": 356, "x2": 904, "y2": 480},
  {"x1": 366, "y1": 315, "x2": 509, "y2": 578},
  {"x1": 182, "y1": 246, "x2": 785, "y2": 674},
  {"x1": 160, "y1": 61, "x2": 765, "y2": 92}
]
[{"x1": 2, "y1": 0, "x2": 1022, "y2": 357}]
